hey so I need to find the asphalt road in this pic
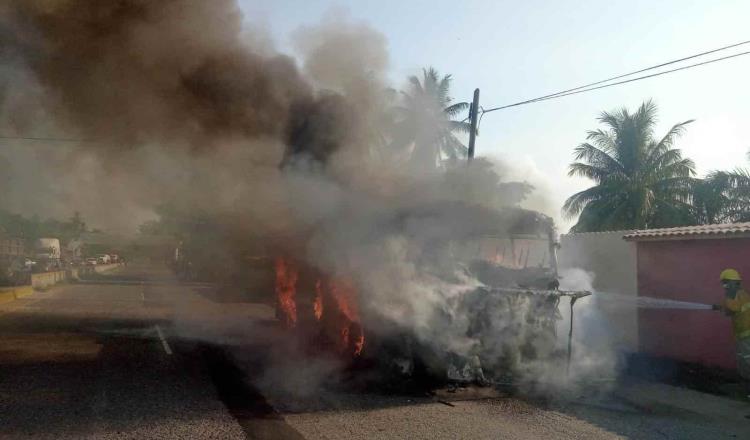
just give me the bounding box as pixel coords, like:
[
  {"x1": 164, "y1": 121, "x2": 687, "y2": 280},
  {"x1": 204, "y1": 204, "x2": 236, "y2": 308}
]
[
  {"x1": 1, "y1": 263, "x2": 747, "y2": 439},
  {"x1": 0, "y1": 263, "x2": 292, "y2": 439}
]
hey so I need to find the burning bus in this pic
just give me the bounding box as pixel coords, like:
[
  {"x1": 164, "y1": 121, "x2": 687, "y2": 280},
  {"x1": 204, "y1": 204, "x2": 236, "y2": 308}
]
[
  {"x1": 170, "y1": 194, "x2": 590, "y2": 387},
  {"x1": 269, "y1": 203, "x2": 579, "y2": 384}
]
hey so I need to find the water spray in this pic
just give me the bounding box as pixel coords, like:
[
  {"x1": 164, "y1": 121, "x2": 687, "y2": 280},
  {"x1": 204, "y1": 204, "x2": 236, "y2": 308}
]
[
  {"x1": 590, "y1": 291, "x2": 713, "y2": 310},
  {"x1": 488, "y1": 287, "x2": 592, "y2": 376}
]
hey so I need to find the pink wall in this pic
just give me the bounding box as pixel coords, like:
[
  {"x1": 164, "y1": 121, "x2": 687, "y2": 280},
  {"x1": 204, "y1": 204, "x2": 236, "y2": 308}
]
[{"x1": 636, "y1": 238, "x2": 750, "y2": 370}]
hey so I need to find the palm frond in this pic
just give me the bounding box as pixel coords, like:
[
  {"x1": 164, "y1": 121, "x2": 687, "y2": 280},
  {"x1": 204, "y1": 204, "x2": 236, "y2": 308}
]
[
  {"x1": 567, "y1": 163, "x2": 613, "y2": 182},
  {"x1": 422, "y1": 68, "x2": 440, "y2": 96},
  {"x1": 597, "y1": 110, "x2": 622, "y2": 133},
  {"x1": 585, "y1": 129, "x2": 617, "y2": 153},
  {"x1": 634, "y1": 99, "x2": 658, "y2": 126},
  {"x1": 562, "y1": 185, "x2": 607, "y2": 217},
  {"x1": 646, "y1": 148, "x2": 695, "y2": 180},
  {"x1": 408, "y1": 75, "x2": 423, "y2": 94},
  {"x1": 717, "y1": 168, "x2": 750, "y2": 186},
  {"x1": 651, "y1": 159, "x2": 696, "y2": 180},
  {"x1": 448, "y1": 120, "x2": 472, "y2": 134},
  {"x1": 444, "y1": 102, "x2": 469, "y2": 117},
  {"x1": 437, "y1": 74, "x2": 453, "y2": 105},
  {"x1": 440, "y1": 134, "x2": 468, "y2": 159},
  {"x1": 654, "y1": 119, "x2": 694, "y2": 151},
  {"x1": 571, "y1": 143, "x2": 624, "y2": 175}
]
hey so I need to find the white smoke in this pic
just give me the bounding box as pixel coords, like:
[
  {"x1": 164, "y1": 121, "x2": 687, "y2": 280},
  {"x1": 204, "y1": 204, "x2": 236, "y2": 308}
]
[
  {"x1": 0, "y1": 0, "x2": 621, "y2": 397},
  {"x1": 546, "y1": 268, "x2": 621, "y2": 391}
]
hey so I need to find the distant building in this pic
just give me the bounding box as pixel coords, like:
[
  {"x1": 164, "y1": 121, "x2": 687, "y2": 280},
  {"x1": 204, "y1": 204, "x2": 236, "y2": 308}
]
[
  {"x1": 0, "y1": 227, "x2": 26, "y2": 266},
  {"x1": 624, "y1": 223, "x2": 750, "y2": 372}
]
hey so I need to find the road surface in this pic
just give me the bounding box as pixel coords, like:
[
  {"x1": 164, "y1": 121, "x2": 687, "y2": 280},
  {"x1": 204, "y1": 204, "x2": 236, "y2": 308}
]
[{"x1": 1, "y1": 263, "x2": 747, "y2": 439}]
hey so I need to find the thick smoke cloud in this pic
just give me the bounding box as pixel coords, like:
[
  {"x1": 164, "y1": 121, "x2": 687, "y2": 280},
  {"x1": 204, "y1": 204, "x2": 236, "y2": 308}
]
[
  {"x1": 2, "y1": 0, "x2": 305, "y2": 148},
  {"x1": 0, "y1": 0, "x2": 384, "y2": 231},
  {"x1": 0, "y1": 0, "x2": 612, "y2": 392}
]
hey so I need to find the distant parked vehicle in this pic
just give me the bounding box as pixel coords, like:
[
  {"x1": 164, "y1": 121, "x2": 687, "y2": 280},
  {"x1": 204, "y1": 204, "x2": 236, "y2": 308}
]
[
  {"x1": 109, "y1": 254, "x2": 120, "y2": 263},
  {"x1": 85, "y1": 258, "x2": 98, "y2": 266},
  {"x1": 96, "y1": 254, "x2": 111, "y2": 264},
  {"x1": 35, "y1": 238, "x2": 61, "y2": 272}
]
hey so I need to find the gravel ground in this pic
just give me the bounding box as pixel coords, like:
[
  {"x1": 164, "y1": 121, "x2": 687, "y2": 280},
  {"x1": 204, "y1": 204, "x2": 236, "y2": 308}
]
[
  {"x1": 243, "y1": 346, "x2": 748, "y2": 440},
  {"x1": 270, "y1": 390, "x2": 747, "y2": 439},
  {"x1": 282, "y1": 397, "x2": 616, "y2": 440}
]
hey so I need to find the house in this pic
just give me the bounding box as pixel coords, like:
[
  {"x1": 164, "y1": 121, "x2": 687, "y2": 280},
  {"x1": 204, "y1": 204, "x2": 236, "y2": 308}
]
[
  {"x1": 0, "y1": 227, "x2": 26, "y2": 267},
  {"x1": 623, "y1": 223, "x2": 750, "y2": 371}
]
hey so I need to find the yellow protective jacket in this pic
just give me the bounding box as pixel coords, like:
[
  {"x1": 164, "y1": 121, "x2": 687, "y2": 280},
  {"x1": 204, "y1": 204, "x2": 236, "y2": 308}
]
[{"x1": 724, "y1": 289, "x2": 750, "y2": 340}]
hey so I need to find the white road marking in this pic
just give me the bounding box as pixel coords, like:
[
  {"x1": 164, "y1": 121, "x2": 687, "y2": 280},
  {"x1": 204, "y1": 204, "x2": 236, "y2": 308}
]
[{"x1": 155, "y1": 325, "x2": 173, "y2": 355}]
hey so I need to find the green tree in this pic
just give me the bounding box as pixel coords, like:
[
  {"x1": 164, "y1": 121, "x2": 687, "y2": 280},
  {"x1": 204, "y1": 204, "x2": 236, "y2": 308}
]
[
  {"x1": 690, "y1": 175, "x2": 732, "y2": 224},
  {"x1": 69, "y1": 211, "x2": 86, "y2": 235},
  {"x1": 390, "y1": 67, "x2": 472, "y2": 169},
  {"x1": 692, "y1": 167, "x2": 750, "y2": 224},
  {"x1": 563, "y1": 100, "x2": 696, "y2": 232}
]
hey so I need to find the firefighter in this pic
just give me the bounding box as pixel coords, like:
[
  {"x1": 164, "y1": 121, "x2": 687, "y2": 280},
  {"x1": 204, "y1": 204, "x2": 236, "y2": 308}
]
[{"x1": 713, "y1": 268, "x2": 750, "y2": 397}]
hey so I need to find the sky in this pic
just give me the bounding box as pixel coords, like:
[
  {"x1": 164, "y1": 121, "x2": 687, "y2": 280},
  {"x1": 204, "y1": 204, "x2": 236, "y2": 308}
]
[{"x1": 238, "y1": 0, "x2": 750, "y2": 229}]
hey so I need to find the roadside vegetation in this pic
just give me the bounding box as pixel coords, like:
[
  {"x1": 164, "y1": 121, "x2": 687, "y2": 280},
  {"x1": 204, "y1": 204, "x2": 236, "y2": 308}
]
[
  {"x1": 5, "y1": 70, "x2": 749, "y2": 238},
  {"x1": 564, "y1": 100, "x2": 750, "y2": 232},
  {"x1": 0, "y1": 210, "x2": 87, "y2": 242}
]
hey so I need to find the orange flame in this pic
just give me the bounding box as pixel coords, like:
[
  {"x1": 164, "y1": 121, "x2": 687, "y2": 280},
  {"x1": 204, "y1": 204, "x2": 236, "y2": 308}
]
[
  {"x1": 274, "y1": 257, "x2": 298, "y2": 328},
  {"x1": 328, "y1": 278, "x2": 359, "y2": 322},
  {"x1": 320, "y1": 277, "x2": 365, "y2": 356},
  {"x1": 340, "y1": 326, "x2": 350, "y2": 350},
  {"x1": 353, "y1": 333, "x2": 365, "y2": 356},
  {"x1": 314, "y1": 279, "x2": 324, "y2": 321}
]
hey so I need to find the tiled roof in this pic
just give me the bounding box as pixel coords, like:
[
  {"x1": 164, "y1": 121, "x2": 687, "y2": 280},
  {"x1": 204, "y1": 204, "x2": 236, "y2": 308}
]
[
  {"x1": 562, "y1": 230, "x2": 635, "y2": 237},
  {"x1": 623, "y1": 223, "x2": 750, "y2": 241}
]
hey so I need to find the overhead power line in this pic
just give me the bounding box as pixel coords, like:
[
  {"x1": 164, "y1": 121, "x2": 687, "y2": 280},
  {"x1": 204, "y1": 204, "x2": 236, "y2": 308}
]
[
  {"x1": 3, "y1": 40, "x2": 750, "y2": 144},
  {"x1": 482, "y1": 39, "x2": 750, "y2": 114},
  {"x1": 525, "y1": 50, "x2": 750, "y2": 102},
  {"x1": 0, "y1": 135, "x2": 90, "y2": 143}
]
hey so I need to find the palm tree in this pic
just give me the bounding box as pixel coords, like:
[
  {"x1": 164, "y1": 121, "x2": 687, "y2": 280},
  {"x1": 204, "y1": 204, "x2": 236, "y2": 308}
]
[
  {"x1": 390, "y1": 68, "x2": 472, "y2": 169},
  {"x1": 723, "y1": 169, "x2": 750, "y2": 221},
  {"x1": 563, "y1": 100, "x2": 696, "y2": 232},
  {"x1": 693, "y1": 168, "x2": 750, "y2": 223},
  {"x1": 690, "y1": 174, "x2": 733, "y2": 224}
]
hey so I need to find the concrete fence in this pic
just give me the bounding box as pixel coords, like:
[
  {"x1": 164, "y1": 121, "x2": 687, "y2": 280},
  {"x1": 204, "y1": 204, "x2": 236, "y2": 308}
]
[
  {"x1": 92, "y1": 263, "x2": 122, "y2": 274},
  {"x1": 30, "y1": 270, "x2": 68, "y2": 289},
  {"x1": 69, "y1": 263, "x2": 122, "y2": 280},
  {"x1": 0, "y1": 263, "x2": 122, "y2": 305},
  {"x1": 0, "y1": 285, "x2": 34, "y2": 305}
]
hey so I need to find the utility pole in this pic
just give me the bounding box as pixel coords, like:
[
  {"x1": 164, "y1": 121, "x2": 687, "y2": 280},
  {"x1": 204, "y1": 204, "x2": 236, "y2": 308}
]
[{"x1": 467, "y1": 88, "x2": 480, "y2": 162}]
